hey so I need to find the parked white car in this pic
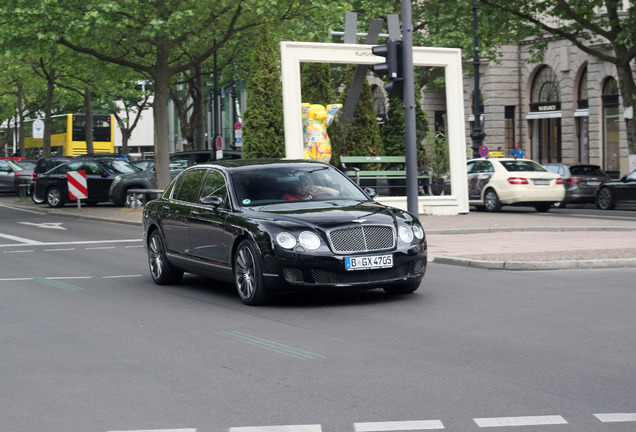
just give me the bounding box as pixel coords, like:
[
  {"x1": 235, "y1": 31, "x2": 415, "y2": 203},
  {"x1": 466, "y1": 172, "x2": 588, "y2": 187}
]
[{"x1": 467, "y1": 157, "x2": 565, "y2": 212}]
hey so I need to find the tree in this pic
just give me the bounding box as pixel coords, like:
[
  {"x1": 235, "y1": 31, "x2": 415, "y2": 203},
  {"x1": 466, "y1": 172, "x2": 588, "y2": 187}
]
[
  {"x1": 478, "y1": 0, "x2": 636, "y2": 153},
  {"x1": 242, "y1": 24, "x2": 285, "y2": 159},
  {"x1": 331, "y1": 67, "x2": 383, "y2": 166},
  {"x1": 382, "y1": 94, "x2": 429, "y2": 167}
]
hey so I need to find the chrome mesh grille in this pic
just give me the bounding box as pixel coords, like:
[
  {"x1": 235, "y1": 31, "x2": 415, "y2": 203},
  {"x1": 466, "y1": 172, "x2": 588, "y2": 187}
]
[
  {"x1": 311, "y1": 263, "x2": 411, "y2": 284},
  {"x1": 328, "y1": 225, "x2": 395, "y2": 253}
]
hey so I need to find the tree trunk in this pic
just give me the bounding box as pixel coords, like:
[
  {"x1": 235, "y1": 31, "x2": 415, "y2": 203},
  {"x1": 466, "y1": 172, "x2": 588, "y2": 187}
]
[
  {"x1": 195, "y1": 64, "x2": 207, "y2": 150},
  {"x1": 84, "y1": 87, "x2": 95, "y2": 154},
  {"x1": 43, "y1": 68, "x2": 55, "y2": 158},
  {"x1": 17, "y1": 80, "x2": 25, "y2": 157},
  {"x1": 153, "y1": 46, "x2": 172, "y2": 189}
]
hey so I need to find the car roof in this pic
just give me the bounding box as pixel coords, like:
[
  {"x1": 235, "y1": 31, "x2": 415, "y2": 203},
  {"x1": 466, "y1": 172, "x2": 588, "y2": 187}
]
[{"x1": 189, "y1": 158, "x2": 328, "y2": 171}]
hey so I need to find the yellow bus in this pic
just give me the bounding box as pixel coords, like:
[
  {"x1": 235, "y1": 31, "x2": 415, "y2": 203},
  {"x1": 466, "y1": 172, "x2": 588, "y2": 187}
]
[{"x1": 24, "y1": 113, "x2": 115, "y2": 158}]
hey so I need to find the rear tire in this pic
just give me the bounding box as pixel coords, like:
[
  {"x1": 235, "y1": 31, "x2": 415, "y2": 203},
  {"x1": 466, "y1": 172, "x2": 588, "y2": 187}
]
[
  {"x1": 31, "y1": 186, "x2": 45, "y2": 204},
  {"x1": 483, "y1": 189, "x2": 502, "y2": 212},
  {"x1": 596, "y1": 187, "x2": 615, "y2": 210},
  {"x1": 148, "y1": 230, "x2": 183, "y2": 285},
  {"x1": 535, "y1": 203, "x2": 552, "y2": 212},
  {"x1": 46, "y1": 186, "x2": 65, "y2": 208}
]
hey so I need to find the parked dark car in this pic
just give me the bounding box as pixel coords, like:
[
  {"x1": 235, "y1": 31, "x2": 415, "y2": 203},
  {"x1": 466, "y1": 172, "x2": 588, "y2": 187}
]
[
  {"x1": 76, "y1": 153, "x2": 130, "y2": 162},
  {"x1": 34, "y1": 157, "x2": 141, "y2": 207},
  {"x1": 543, "y1": 163, "x2": 611, "y2": 208},
  {"x1": 30, "y1": 156, "x2": 75, "y2": 203},
  {"x1": 142, "y1": 159, "x2": 427, "y2": 305},
  {"x1": 0, "y1": 159, "x2": 26, "y2": 193},
  {"x1": 109, "y1": 163, "x2": 181, "y2": 207},
  {"x1": 595, "y1": 168, "x2": 636, "y2": 210},
  {"x1": 169, "y1": 149, "x2": 242, "y2": 170},
  {"x1": 12, "y1": 160, "x2": 36, "y2": 196}
]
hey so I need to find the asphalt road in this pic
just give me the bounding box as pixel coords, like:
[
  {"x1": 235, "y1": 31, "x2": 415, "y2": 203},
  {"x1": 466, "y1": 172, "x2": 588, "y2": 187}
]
[{"x1": 2, "y1": 203, "x2": 636, "y2": 432}]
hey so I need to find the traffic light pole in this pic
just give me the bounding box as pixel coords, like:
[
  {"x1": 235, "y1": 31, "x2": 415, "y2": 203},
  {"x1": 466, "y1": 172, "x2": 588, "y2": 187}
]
[{"x1": 401, "y1": 0, "x2": 419, "y2": 217}]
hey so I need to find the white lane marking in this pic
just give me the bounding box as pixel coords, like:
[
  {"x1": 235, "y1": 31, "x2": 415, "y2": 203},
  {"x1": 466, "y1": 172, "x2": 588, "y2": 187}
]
[
  {"x1": 594, "y1": 413, "x2": 636, "y2": 422},
  {"x1": 474, "y1": 415, "x2": 567, "y2": 427},
  {"x1": 355, "y1": 420, "x2": 445, "y2": 431},
  {"x1": 85, "y1": 246, "x2": 116, "y2": 250},
  {"x1": 6, "y1": 250, "x2": 35, "y2": 253},
  {"x1": 46, "y1": 276, "x2": 92, "y2": 280},
  {"x1": 109, "y1": 429, "x2": 197, "y2": 432},
  {"x1": 229, "y1": 426, "x2": 322, "y2": 432},
  {"x1": 0, "y1": 233, "x2": 43, "y2": 245},
  {"x1": 18, "y1": 221, "x2": 67, "y2": 230},
  {"x1": 44, "y1": 248, "x2": 75, "y2": 252},
  {"x1": 125, "y1": 245, "x2": 144, "y2": 248},
  {"x1": 0, "y1": 278, "x2": 33, "y2": 281},
  {"x1": 0, "y1": 239, "x2": 140, "y2": 248}
]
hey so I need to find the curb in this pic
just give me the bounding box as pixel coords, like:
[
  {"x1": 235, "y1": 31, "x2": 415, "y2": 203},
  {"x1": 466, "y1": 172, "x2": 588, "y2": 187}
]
[{"x1": 433, "y1": 255, "x2": 636, "y2": 270}]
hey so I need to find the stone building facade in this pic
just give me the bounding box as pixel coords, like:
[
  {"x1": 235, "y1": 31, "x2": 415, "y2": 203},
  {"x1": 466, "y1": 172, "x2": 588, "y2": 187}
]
[{"x1": 422, "y1": 39, "x2": 636, "y2": 178}]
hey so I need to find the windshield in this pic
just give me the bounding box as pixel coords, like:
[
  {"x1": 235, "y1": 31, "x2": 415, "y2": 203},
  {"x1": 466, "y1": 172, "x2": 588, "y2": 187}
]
[
  {"x1": 500, "y1": 160, "x2": 547, "y2": 172},
  {"x1": 101, "y1": 159, "x2": 141, "y2": 174},
  {"x1": 232, "y1": 165, "x2": 369, "y2": 206}
]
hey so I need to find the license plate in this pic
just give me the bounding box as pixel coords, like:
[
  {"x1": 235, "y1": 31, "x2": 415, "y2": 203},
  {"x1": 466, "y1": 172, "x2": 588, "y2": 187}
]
[
  {"x1": 345, "y1": 254, "x2": 393, "y2": 271},
  {"x1": 586, "y1": 181, "x2": 601, "y2": 186},
  {"x1": 533, "y1": 179, "x2": 551, "y2": 185}
]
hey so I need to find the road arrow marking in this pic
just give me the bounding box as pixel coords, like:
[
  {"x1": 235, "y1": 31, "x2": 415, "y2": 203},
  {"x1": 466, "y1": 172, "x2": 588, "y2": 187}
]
[{"x1": 18, "y1": 222, "x2": 67, "y2": 230}]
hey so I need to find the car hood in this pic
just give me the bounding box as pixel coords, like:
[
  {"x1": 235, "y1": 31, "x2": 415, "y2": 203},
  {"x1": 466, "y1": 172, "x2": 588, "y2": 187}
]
[{"x1": 243, "y1": 200, "x2": 413, "y2": 231}]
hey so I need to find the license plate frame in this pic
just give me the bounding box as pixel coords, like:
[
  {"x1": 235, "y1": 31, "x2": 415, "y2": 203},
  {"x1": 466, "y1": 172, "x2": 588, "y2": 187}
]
[
  {"x1": 533, "y1": 179, "x2": 551, "y2": 185},
  {"x1": 345, "y1": 254, "x2": 393, "y2": 271},
  {"x1": 586, "y1": 180, "x2": 601, "y2": 186}
]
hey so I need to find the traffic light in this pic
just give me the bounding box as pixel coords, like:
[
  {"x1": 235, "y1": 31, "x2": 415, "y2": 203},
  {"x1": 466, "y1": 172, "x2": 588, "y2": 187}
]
[{"x1": 372, "y1": 39, "x2": 404, "y2": 99}]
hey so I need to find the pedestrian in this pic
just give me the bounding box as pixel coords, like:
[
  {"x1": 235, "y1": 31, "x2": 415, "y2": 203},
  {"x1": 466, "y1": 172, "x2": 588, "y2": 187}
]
[{"x1": 510, "y1": 144, "x2": 525, "y2": 158}]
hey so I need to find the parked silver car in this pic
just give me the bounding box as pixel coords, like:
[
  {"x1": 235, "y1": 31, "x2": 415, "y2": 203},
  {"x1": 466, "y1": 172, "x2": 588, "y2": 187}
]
[{"x1": 543, "y1": 163, "x2": 611, "y2": 208}]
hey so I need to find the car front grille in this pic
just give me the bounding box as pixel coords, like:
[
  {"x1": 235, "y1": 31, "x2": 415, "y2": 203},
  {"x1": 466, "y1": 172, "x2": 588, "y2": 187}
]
[
  {"x1": 312, "y1": 262, "x2": 411, "y2": 284},
  {"x1": 328, "y1": 225, "x2": 395, "y2": 253}
]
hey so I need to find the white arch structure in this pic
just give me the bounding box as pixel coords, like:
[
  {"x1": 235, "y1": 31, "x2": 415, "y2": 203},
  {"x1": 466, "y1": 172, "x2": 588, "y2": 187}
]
[{"x1": 280, "y1": 41, "x2": 469, "y2": 215}]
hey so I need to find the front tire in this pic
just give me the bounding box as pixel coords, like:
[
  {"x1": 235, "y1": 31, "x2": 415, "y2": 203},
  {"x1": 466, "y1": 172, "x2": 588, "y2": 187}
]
[
  {"x1": 148, "y1": 230, "x2": 183, "y2": 285},
  {"x1": 234, "y1": 240, "x2": 269, "y2": 305},
  {"x1": 535, "y1": 203, "x2": 552, "y2": 212},
  {"x1": 483, "y1": 188, "x2": 502, "y2": 212},
  {"x1": 46, "y1": 186, "x2": 65, "y2": 208},
  {"x1": 596, "y1": 187, "x2": 616, "y2": 210},
  {"x1": 31, "y1": 186, "x2": 45, "y2": 204}
]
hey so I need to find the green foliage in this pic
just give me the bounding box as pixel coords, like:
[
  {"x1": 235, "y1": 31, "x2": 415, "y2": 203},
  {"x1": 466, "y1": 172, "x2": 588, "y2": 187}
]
[
  {"x1": 425, "y1": 130, "x2": 449, "y2": 180},
  {"x1": 301, "y1": 62, "x2": 334, "y2": 106},
  {"x1": 242, "y1": 24, "x2": 285, "y2": 159},
  {"x1": 330, "y1": 67, "x2": 383, "y2": 166},
  {"x1": 381, "y1": 94, "x2": 429, "y2": 167}
]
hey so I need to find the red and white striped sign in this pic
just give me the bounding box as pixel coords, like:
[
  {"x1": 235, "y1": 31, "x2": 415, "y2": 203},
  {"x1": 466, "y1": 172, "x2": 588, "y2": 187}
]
[{"x1": 67, "y1": 170, "x2": 88, "y2": 200}]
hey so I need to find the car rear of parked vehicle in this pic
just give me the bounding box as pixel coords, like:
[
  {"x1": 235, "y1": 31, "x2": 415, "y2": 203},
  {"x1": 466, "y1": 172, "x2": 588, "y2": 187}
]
[{"x1": 544, "y1": 163, "x2": 611, "y2": 207}]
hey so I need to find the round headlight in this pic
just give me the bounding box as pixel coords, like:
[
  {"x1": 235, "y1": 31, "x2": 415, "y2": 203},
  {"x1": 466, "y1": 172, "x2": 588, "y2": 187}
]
[
  {"x1": 398, "y1": 225, "x2": 414, "y2": 243},
  {"x1": 413, "y1": 224, "x2": 424, "y2": 240},
  {"x1": 276, "y1": 232, "x2": 297, "y2": 249},
  {"x1": 299, "y1": 231, "x2": 321, "y2": 250}
]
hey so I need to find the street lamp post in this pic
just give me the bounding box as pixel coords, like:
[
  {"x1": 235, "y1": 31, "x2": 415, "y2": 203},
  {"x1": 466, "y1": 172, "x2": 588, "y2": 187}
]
[{"x1": 470, "y1": 0, "x2": 485, "y2": 158}]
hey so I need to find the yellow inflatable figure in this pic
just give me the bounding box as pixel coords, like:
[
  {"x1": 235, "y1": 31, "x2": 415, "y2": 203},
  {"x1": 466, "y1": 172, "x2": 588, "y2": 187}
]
[{"x1": 302, "y1": 103, "x2": 342, "y2": 163}]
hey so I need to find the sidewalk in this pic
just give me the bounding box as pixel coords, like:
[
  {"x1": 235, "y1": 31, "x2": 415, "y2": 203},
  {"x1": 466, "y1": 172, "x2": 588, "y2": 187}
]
[{"x1": 3, "y1": 196, "x2": 636, "y2": 270}]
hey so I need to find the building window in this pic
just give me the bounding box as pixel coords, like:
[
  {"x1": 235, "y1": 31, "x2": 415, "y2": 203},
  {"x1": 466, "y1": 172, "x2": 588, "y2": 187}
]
[
  {"x1": 576, "y1": 66, "x2": 589, "y2": 163},
  {"x1": 602, "y1": 77, "x2": 620, "y2": 175},
  {"x1": 505, "y1": 106, "x2": 515, "y2": 155},
  {"x1": 529, "y1": 65, "x2": 562, "y2": 164}
]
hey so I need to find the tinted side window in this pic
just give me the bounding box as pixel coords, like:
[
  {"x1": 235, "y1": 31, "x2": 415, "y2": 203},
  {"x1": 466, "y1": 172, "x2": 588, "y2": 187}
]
[
  {"x1": 174, "y1": 169, "x2": 206, "y2": 203},
  {"x1": 201, "y1": 170, "x2": 228, "y2": 206},
  {"x1": 473, "y1": 160, "x2": 493, "y2": 173}
]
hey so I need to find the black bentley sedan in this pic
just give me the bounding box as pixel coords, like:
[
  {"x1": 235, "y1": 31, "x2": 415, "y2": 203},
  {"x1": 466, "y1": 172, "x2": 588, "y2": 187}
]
[
  {"x1": 595, "y1": 168, "x2": 636, "y2": 210},
  {"x1": 142, "y1": 159, "x2": 427, "y2": 305}
]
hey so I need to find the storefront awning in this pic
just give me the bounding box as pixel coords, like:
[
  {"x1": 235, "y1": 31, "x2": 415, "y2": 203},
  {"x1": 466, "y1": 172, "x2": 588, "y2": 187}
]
[{"x1": 526, "y1": 111, "x2": 562, "y2": 120}]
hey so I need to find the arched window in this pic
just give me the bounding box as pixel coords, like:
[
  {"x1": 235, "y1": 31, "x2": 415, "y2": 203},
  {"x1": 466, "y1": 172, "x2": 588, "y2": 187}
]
[
  {"x1": 602, "y1": 77, "x2": 620, "y2": 174},
  {"x1": 528, "y1": 66, "x2": 561, "y2": 163}
]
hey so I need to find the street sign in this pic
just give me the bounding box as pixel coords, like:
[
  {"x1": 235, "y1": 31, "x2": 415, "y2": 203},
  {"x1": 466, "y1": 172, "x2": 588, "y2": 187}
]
[
  {"x1": 215, "y1": 136, "x2": 222, "y2": 151},
  {"x1": 234, "y1": 122, "x2": 242, "y2": 130},
  {"x1": 479, "y1": 145, "x2": 489, "y2": 157},
  {"x1": 67, "y1": 170, "x2": 88, "y2": 200},
  {"x1": 32, "y1": 119, "x2": 44, "y2": 139}
]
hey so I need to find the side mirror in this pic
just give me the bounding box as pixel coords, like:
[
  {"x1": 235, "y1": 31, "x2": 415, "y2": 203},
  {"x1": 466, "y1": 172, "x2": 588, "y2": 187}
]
[
  {"x1": 200, "y1": 196, "x2": 223, "y2": 207},
  {"x1": 363, "y1": 187, "x2": 377, "y2": 199}
]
